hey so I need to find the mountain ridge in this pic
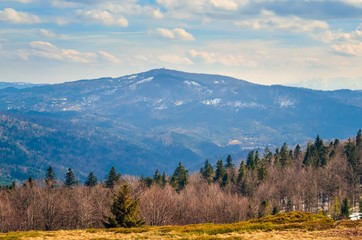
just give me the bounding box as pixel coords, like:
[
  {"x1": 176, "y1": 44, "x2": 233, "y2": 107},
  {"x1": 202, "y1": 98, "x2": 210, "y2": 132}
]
[{"x1": 0, "y1": 68, "x2": 361, "y2": 182}]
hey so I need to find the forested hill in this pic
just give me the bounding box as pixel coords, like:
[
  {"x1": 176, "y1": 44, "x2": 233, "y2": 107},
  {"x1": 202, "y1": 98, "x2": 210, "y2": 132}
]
[{"x1": 0, "y1": 68, "x2": 362, "y2": 181}]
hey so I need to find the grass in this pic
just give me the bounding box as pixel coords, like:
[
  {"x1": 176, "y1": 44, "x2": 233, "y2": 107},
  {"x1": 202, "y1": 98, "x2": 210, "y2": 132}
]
[{"x1": 0, "y1": 212, "x2": 361, "y2": 239}]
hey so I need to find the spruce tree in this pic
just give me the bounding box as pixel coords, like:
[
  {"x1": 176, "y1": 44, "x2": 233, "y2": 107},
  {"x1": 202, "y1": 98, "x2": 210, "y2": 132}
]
[
  {"x1": 280, "y1": 142, "x2": 291, "y2": 167},
  {"x1": 45, "y1": 166, "x2": 56, "y2": 186},
  {"x1": 170, "y1": 162, "x2": 188, "y2": 192},
  {"x1": 225, "y1": 155, "x2": 234, "y2": 169},
  {"x1": 200, "y1": 159, "x2": 214, "y2": 183},
  {"x1": 213, "y1": 159, "x2": 226, "y2": 182},
  {"x1": 153, "y1": 169, "x2": 162, "y2": 185},
  {"x1": 340, "y1": 198, "x2": 350, "y2": 219},
  {"x1": 294, "y1": 144, "x2": 301, "y2": 160},
  {"x1": 356, "y1": 129, "x2": 362, "y2": 148},
  {"x1": 105, "y1": 166, "x2": 121, "y2": 189},
  {"x1": 64, "y1": 168, "x2": 78, "y2": 187},
  {"x1": 263, "y1": 147, "x2": 273, "y2": 163},
  {"x1": 85, "y1": 172, "x2": 98, "y2": 187},
  {"x1": 103, "y1": 183, "x2": 144, "y2": 228},
  {"x1": 161, "y1": 172, "x2": 168, "y2": 187},
  {"x1": 246, "y1": 151, "x2": 255, "y2": 169}
]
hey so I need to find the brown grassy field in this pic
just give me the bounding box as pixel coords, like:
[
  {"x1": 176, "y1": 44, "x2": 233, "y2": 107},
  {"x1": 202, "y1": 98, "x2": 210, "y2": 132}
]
[{"x1": 0, "y1": 212, "x2": 361, "y2": 240}]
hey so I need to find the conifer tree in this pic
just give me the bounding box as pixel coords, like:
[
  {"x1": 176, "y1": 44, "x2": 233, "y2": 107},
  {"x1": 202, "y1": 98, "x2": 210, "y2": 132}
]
[
  {"x1": 294, "y1": 144, "x2": 301, "y2": 160},
  {"x1": 356, "y1": 129, "x2": 362, "y2": 148},
  {"x1": 85, "y1": 172, "x2": 98, "y2": 187},
  {"x1": 263, "y1": 147, "x2": 273, "y2": 163},
  {"x1": 213, "y1": 159, "x2": 226, "y2": 182},
  {"x1": 200, "y1": 159, "x2": 214, "y2": 183},
  {"x1": 105, "y1": 166, "x2": 121, "y2": 189},
  {"x1": 280, "y1": 142, "x2": 291, "y2": 167},
  {"x1": 340, "y1": 198, "x2": 350, "y2": 219},
  {"x1": 103, "y1": 183, "x2": 144, "y2": 228},
  {"x1": 170, "y1": 162, "x2": 188, "y2": 192},
  {"x1": 45, "y1": 166, "x2": 56, "y2": 186},
  {"x1": 161, "y1": 172, "x2": 168, "y2": 187},
  {"x1": 225, "y1": 155, "x2": 234, "y2": 169},
  {"x1": 64, "y1": 168, "x2": 78, "y2": 187},
  {"x1": 153, "y1": 169, "x2": 162, "y2": 185},
  {"x1": 246, "y1": 151, "x2": 255, "y2": 169}
]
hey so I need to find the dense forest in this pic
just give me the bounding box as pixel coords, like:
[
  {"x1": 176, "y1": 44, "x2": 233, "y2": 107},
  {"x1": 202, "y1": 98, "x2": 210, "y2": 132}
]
[{"x1": 0, "y1": 130, "x2": 361, "y2": 232}]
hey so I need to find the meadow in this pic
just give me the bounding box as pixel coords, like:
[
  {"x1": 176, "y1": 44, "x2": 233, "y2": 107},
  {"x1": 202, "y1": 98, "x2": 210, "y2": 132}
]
[{"x1": 0, "y1": 212, "x2": 361, "y2": 240}]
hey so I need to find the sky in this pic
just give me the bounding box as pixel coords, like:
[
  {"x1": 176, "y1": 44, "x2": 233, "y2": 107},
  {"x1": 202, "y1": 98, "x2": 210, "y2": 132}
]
[{"x1": 1, "y1": 0, "x2": 362, "y2": 90}]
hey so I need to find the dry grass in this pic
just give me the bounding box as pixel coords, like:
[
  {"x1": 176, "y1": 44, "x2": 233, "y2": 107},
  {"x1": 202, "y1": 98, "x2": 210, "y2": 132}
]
[{"x1": 0, "y1": 212, "x2": 361, "y2": 240}]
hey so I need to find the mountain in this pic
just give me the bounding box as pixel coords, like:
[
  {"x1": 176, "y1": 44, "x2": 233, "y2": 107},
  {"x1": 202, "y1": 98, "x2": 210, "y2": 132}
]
[
  {"x1": 0, "y1": 82, "x2": 45, "y2": 89},
  {"x1": 0, "y1": 68, "x2": 361, "y2": 182}
]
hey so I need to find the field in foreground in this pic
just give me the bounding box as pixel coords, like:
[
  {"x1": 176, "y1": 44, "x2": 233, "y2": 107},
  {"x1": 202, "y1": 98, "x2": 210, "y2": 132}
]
[{"x1": 0, "y1": 212, "x2": 361, "y2": 240}]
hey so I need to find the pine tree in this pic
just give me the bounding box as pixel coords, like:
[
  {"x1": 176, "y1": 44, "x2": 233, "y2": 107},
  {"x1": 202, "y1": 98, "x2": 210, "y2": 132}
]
[
  {"x1": 330, "y1": 198, "x2": 341, "y2": 220},
  {"x1": 246, "y1": 151, "x2": 255, "y2": 170},
  {"x1": 280, "y1": 142, "x2": 291, "y2": 167},
  {"x1": 161, "y1": 172, "x2": 167, "y2": 187},
  {"x1": 263, "y1": 147, "x2": 273, "y2": 163},
  {"x1": 103, "y1": 183, "x2": 144, "y2": 228},
  {"x1": 170, "y1": 162, "x2": 188, "y2": 192},
  {"x1": 45, "y1": 166, "x2": 56, "y2": 186},
  {"x1": 237, "y1": 161, "x2": 248, "y2": 195},
  {"x1": 153, "y1": 169, "x2": 162, "y2": 185},
  {"x1": 85, "y1": 172, "x2": 98, "y2": 187},
  {"x1": 200, "y1": 159, "x2": 214, "y2": 183},
  {"x1": 340, "y1": 198, "x2": 350, "y2": 219},
  {"x1": 105, "y1": 166, "x2": 121, "y2": 189},
  {"x1": 225, "y1": 155, "x2": 234, "y2": 169},
  {"x1": 356, "y1": 129, "x2": 362, "y2": 148},
  {"x1": 213, "y1": 159, "x2": 226, "y2": 182},
  {"x1": 64, "y1": 168, "x2": 78, "y2": 187},
  {"x1": 294, "y1": 144, "x2": 301, "y2": 160}
]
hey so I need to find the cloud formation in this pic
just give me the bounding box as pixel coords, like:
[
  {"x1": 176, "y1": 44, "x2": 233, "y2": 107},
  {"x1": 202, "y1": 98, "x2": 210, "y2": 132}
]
[
  {"x1": 0, "y1": 8, "x2": 41, "y2": 24},
  {"x1": 236, "y1": 10, "x2": 329, "y2": 32},
  {"x1": 155, "y1": 28, "x2": 195, "y2": 41},
  {"x1": 76, "y1": 9, "x2": 128, "y2": 27}
]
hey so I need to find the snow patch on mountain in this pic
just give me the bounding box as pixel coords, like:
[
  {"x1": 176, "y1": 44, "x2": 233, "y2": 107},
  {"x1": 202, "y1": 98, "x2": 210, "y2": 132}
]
[
  {"x1": 129, "y1": 77, "x2": 154, "y2": 90},
  {"x1": 202, "y1": 98, "x2": 221, "y2": 106},
  {"x1": 277, "y1": 96, "x2": 295, "y2": 108}
]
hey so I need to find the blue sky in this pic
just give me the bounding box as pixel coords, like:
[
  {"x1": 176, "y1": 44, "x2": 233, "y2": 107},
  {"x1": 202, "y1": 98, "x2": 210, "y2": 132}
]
[{"x1": 1, "y1": 0, "x2": 362, "y2": 90}]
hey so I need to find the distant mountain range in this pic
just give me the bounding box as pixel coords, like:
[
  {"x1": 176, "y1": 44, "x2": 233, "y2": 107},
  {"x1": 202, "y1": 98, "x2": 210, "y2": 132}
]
[{"x1": 0, "y1": 69, "x2": 361, "y2": 182}]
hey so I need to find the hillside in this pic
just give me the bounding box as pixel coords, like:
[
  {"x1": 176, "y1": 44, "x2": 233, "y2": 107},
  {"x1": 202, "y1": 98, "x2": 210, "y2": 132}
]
[{"x1": 0, "y1": 69, "x2": 362, "y2": 181}]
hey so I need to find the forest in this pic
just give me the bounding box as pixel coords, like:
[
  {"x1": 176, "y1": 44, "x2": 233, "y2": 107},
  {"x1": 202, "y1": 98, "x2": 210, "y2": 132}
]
[{"x1": 0, "y1": 130, "x2": 361, "y2": 232}]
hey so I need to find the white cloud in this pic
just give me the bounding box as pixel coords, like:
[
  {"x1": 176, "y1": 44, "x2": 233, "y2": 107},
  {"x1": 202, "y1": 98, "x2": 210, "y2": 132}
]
[
  {"x1": 210, "y1": 0, "x2": 239, "y2": 11},
  {"x1": 13, "y1": 0, "x2": 34, "y2": 3},
  {"x1": 50, "y1": 0, "x2": 82, "y2": 8},
  {"x1": 189, "y1": 49, "x2": 257, "y2": 67},
  {"x1": 76, "y1": 9, "x2": 128, "y2": 27},
  {"x1": 29, "y1": 41, "x2": 97, "y2": 63},
  {"x1": 0, "y1": 8, "x2": 41, "y2": 24},
  {"x1": 236, "y1": 10, "x2": 328, "y2": 32},
  {"x1": 103, "y1": 1, "x2": 164, "y2": 19},
  {"x1": 332, "y1": 43, "x2": 362, "y2": 56},
  {"x1": 98, "y1": 50, "x2": 121, "y2": 63},
  {"x1": 39, "y1": 29, "x2": 57, "y2": 38},
  {"x1": 158, "y1": 54, "x2": 193, "y2": 65},
  {"x1": 155, "y1": 28, "x2": 195, "y2": 41}
]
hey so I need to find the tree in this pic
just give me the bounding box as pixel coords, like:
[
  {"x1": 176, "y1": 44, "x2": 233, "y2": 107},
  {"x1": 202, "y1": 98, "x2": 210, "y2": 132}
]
[
  {"x1": 359, "y1": 198, "x2": 362, "y2": 220},
  {"x1": 103, "y1": 183, "x2": 144, "y2": 228},
  {"x1": 280, "y1": 142, "x2": 291, "y2": 167},
  {"x1": 45, "y1": 166, "x2": 56, "y2": 186},
  {"x1": 213, "y1": 159, "x2": 226, "y2": 182},
  {"x1": 85, "y1": 172, "x2": 98, "y2": 187},
  {"x1": 340, "y1": 198, "x2": 350, "y2": 219},
  {"x1": 294, "y1": 144, "x2": 301, "y2": 160},
  {"x1": 225, "y1": 155, "x2": 234, "y2": 169},
  {"x1": 153, "y1": 169, "x2": 162, "y2": 185},
  {"x1": 64, "y1": 168, "x2": 78, "y2": 187},
  {"x1": 246, "y1": 151, "x2": 255, "y2": 170},
  {"x1": 170, "y1": 162, "x2": 188, "y2": 192},
  {"x1": 356, "y1": 129, "x2": 362, "y2": 148},
  {"x1": 200, "y1": 159, "x2": 214, "y2": 183},
  {"x1": 105, "y1": 166, "x2": 121, "y2": 189}
]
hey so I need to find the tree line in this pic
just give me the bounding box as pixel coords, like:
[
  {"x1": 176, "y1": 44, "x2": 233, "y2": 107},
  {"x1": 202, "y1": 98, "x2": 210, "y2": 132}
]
[{"x1": 0, "y1": 130, "x2": 361, "y2": 231}]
